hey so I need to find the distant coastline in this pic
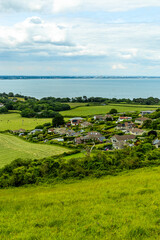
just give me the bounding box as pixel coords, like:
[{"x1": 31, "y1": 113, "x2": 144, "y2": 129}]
[{"x1": 0, "y1": 76, "x2": 160, "y2": 80}]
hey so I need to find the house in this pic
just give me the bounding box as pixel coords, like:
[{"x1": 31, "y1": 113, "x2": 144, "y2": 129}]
[
  {"x1": 105, "y1": 114, "x2": 114, "y2": 121},
  {"x1": 152, "y1": 139, "x2": 160, "y2": 148},
  {"x1": 29, "y1": 129, "x2": 43, "y2": 135},
  {"x1": 129, "y1": 128, "x2": 145, "y2": 136},
  {"x1": 75, "y1": 131, "x2": 106, "y2": 144},
  {"x1": 94, "y1": 115, "x2": 104, "y2": 121},
  {"x1": 0, "y1": 103, "x2": 4, "y2": 107},
  {"x1": 65, "y1": 122, "x2": 71, "y2": 128},
  {"x1": 94, "y1": 115, "x2": 113, "y2": 121},
  {"x1": 141, "y1": 110, "x2": 155, "y2": 116},
  {"x1": 116, "y1": 122, "x2": 135, "y2": 131},
  {"x1": 48, "y1": 128, "x2": 54, "y2": 133},
  {"x1": 12, "y1": 128, "x2": 26, "y2": 134},
  {"x1": 19, "y1": 132, "x2": 25, "y2": 137},
  {"x1": 135, "y1": 117, "x2": 151, "y2": 125},
  {"x1": 81, "y1": 121, "x2": 92, "y2": 128},
  {"x1": 53, "y1": 128, "x2": 67, "y2": 135},
  {"x1": 111, "y1": 134, "x2": 136, "y2": 149},
  {"x1": 66, "y1": 129, "x2": 77, "y2": 137},
  {"x1": 70, "y1": 117, "x2": 83, "y2": 126},
  {"x1": 117, "y1": 116, "x2": 132, "y2": 122},
  {"x1": 52, "y1": 138, "x2": 64, "y2": 142},
  {"x1": 85, "y1": 132, "x2": 106, "y2": 142},
  {"x1": 74, "y1": 137, "x2": 84, "y2": 144},
  {"x1": 111, "y1": 134, "x2": 136, "y2": 143}
]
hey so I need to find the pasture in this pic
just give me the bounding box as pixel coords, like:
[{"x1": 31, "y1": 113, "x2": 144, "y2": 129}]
[
  {"x1": 60, "y1": 103, "x2": 158, "y2": 117},
  {"x1": 1, "y1": 166, "x2": 160, "y2": 239},
  {"x1": 0, "y1": 133, "x2": 70, "y2": 168},
  {"x1": 67, "y1": 102, "x2": 88, "y2": 108},
  {"x1": 0, "y1": 113, "x2": 52, "y2": 131}
]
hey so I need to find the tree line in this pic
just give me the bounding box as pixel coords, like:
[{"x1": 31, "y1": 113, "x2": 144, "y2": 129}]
[{"x1": 0, "y1": 141, "x2": 160, "y2": 188}]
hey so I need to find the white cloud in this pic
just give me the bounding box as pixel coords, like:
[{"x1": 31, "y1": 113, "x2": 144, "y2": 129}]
[
  {"x1": 112, "y1": 64, "x2": 127, "y2": 70},
  {"x1": 52, "y1": 0, "x2": 81, "y2": 13},
  {"x1": 118, "y1": 48, "x2": 138, "y2": 59},
  {"x1": 0, "y1": 17, "x2": 71, "y2": 52},
  {"x1": 1, "y1": 14, "x2": 160, "y2": 70},
  {"x1": 1, "y1": 0, "x2": 160, "y2": 13}
]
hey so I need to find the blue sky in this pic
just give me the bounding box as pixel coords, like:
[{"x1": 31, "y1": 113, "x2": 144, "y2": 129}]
[{"x1": 1, "y1": 0, "x2": 160, "y2": 76}]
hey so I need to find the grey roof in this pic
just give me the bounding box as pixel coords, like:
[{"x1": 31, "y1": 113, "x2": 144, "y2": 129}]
[
  {"x1": 135, "y1": 117, "x2": 150, "y2": 121},
  {"x1": 112, "y1": 135, "x2": 136, "y2": 141},
  {"x1": 153, "y1": 139, "x2": 160, "y2": 145},
  {"x1": 70, "y1": 117, "x2": 84, "y2": 121}
]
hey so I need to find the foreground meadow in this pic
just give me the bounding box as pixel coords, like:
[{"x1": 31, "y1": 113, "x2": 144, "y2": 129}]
[
  {"x1": 1, "y1": 167, "x2": 160, "y2": 239},
  {"x1": 60, "y1": 104, "x2": 158, "y2": 117},
  {"x1": 0, "y1": 133, "x2": 70, "y2": 168}
]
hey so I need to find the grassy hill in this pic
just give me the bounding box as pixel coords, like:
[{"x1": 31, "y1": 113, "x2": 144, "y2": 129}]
[
  {"x1": 1, "y1": 166, "x2": 160, "y2": 239},
  {"x1": 0, "y1": 133, "x2": 70, "y2": 168},
  {"x1": 60, "y1": 103, "x2": 158, "y2": 117}
]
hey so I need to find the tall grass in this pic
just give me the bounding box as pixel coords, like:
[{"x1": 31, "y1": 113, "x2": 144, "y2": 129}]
[{"x1": 1, "y1": 167, "x2": 160, "y2": 239}]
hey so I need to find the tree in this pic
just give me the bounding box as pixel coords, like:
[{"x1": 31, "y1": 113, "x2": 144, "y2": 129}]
[
  {"x1": 52, "y1": 113, "x2": 65, "y2": 127},
  {"x1": 148, "y1": 130, "x2": 157, "y2": 140},
  {"x1": 109, "y1": 108, "x2": 118, "y2": 114}
]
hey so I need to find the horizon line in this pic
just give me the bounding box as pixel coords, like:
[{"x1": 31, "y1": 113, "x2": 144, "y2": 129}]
[{"x1": 0, "y1": 75, "x2": 160, "y2": 78}]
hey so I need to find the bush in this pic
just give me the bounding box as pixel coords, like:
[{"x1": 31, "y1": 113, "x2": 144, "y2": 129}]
[
  {"x1": 1, "y1": 143, "x2": 160, "y2": 188},
  {"x1": 109, "y1": 109, "x2": 118, "y2": 114}
]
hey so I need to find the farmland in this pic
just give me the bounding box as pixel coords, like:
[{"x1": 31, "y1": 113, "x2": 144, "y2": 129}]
[
  {"x1": 1, "y1": 166, "x2": 160, "y2": 239},
  {"x1": 0, "y1": 113, "x2": 52, "y2": 131},
  {"x1": 0, "y1": 133, "x2": 70, "y2": 168},
  {"x1": 60, "y1": 103, "x2": 159, "y2": 117},
  {"x1": 67, "y1": 102, "x2": 88, "y2": 108}
]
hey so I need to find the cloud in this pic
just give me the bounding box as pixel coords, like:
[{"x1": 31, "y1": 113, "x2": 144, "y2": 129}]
[
  {"x1": 0, "y1": 17, "x2": 72, "y2": 53},
  {"x1": 118, "y1": 49, "x2": 138, "y2": 59},
  {"x1": 29, "y1": 17, "x2": 43, "y2": 24},
  {"x1": 112, "y1": 64, "x2": 127, "y2": 70},
  {"x1": 1, "y1": 0, "x2": 160, "y2": 13},
  {"x1": 0, "y1": 13, "x2": 160, "y2": 75},
  {"x1": 52, "y1": 0, "x2": 81, "y2": 13}
]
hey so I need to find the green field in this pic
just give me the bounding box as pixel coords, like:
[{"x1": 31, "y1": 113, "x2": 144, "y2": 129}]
[
  {"x1": 67, "y1": 102, "x2": 88, "y2": 108},
  {"x1": 0, "y1": 113, "x2": 52, "y2": 131},
  {"x1": 1, "y1": 166, "x2": 160, "y2": 239},
  {"x1": 0, "y1": 133, "x2": 70, "y2": 168},
  {"x1": 60, "y1": 104, "x2": 158, "y2": 117}
]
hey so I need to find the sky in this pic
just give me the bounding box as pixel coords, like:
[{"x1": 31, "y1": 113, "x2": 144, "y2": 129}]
[{"x1": 1, "y1": 0, "x2": 160, "y2": 76}]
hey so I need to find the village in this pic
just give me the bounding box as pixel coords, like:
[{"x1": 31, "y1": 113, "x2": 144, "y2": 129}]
[{"x1": 11, "y1": 109, "x2": 160, "y2": 151}]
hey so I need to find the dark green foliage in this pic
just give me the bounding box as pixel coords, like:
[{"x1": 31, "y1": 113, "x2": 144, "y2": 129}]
[
  {"x1": 0, "y1": 107, "x2": 8, "y2": 113},
  {"x1": 52, "y1": 113, "x2": 65, "y2": 127},
  {"x1": 21, "y1": 108, "x2": 35, "y2": 118},
  {"x1": 148, "y1": 130, "x2": 157, "y2": 138},
  {"x1": 109, "y1": 109, "x2": 118, "y2": 114},
  {"x1": 143, "y1": 119, "x2": 160, "y2": 130},
  {"x1": 1, "y1": 143, "x2": 160, "y2": 188}
]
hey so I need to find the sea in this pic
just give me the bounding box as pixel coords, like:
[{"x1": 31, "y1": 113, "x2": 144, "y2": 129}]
[{"x1": 0, "y1": 76, "x2": 160, "y2": 99}]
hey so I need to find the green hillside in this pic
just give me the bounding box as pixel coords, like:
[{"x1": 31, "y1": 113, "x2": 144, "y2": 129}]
[
  {"x1": 0, "y1": 133, "x2": 70, "y2": 168},
  {"x1": 60, "y1": 104, "x2": 158, "y2": 117},
  {"x1": 1, "y1": 167, "x2": 160, "y2": 239}
]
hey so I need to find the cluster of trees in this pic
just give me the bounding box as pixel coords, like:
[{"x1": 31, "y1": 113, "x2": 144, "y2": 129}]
[
  {"x1": 21, "y1": 107, "x2": 68, "y2": 118},
  {"x1": 1, "y1": 92, "x2": 160, "y2": 107},
  {"x1": 0, "y1": 142, "x2": 160, "y2": 188},
  {"x1": 143, "y1": 119, "x2": 160, "y2": 130},
  {"x1": 0, "y1": 93, "x2": 71, "y2": 118},
  {"x1": 68, "y1": 96, "x2": 160, "y2": 105},
  {"x1": 0, "y1": 106, "x2": 8, "y2": 113}
]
